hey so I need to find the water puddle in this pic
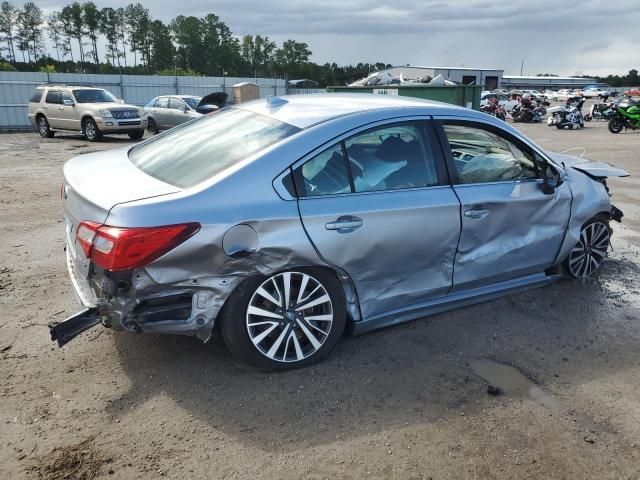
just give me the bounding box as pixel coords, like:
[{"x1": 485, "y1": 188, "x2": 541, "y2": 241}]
[{"x1": 470, "y1": 359, "x2": 563, "y2": 413}]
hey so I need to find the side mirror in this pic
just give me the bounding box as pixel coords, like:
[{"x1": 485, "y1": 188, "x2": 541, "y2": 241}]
[
  {"x1": 183, "y1": 105, "x2": 189, "y2": 113},
  {"x1": 540, "y1": 166, "x2": 564, "y2": 195},
  {"x1": 118, "y1": 98, "x2": 124, "y2": 104},
  {"x1": 63, "y1": 99, "x2": 75, "y2": 106}
]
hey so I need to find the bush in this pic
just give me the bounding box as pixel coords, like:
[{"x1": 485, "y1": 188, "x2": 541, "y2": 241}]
[
  {"x1": 155, "y1": 67, "x2": 202, "y2": 77},
  {"x1": 0, "y1": 60, "x2": 17, "y2": 71}
]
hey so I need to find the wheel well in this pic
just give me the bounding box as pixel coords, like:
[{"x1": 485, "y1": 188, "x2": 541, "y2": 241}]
[
  {"x1": 81, "y1": 115, "x2": 94, "y2": 127},
  {"x1": 35, "y1": 112, "x2": 46, "y2": 121},
  {"x1": 215, "y1": 265, "x2": 360, "y2": 334}
]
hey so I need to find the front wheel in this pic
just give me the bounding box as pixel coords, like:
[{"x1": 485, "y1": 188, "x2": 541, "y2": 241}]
[
  {"x1": 608, "y1": 117, "x2": 624, "y2": 134},
  {"x1": 566, "y1": 217, "x2": 611, "y2": 279},
  {"x1": 83, "y1": 118, "x2": 102, "y2": 141},
  {"x1": 584, "y1": 114, "x2": 592, "y2": 122},
  {"x1": 220, "y1": 269, "x2": 346, "y2": 370},
  {"x1": 128, "y1": 130, "x2": 144, "y2": 140},
  {"x1": 147, "y1": 117, "x2": 159, "y2": 134}
]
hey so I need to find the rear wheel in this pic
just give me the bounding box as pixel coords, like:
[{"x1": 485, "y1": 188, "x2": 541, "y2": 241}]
[
  {"x1": 37, "y1": 115, "x2": 54, "y2": 138},
  {"x1": 128, "y1": 130, "x2": 144, "y2": 140},
  {"x1": 220, "y1": 269, "x2": 346, "y2": 370},
  {"x1": 584, "y1": 114, "x2": 592, "y2": 122},
  {"x1": 608, "y1": 117, "x2": 624, "y2": 134},
  {"x1": 83, "y1": 118, "x2": 102, "y2": 141},
  {"x1": 566, "y1": 216, "x2": 611, "y2": 279}
]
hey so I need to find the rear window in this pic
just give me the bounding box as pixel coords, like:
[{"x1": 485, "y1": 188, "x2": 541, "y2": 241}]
[
  {"x1": 45, "y1": 90, "x2": 61, "y2": 104},
  {"x1": 30, "y1": 89, "x2": 43, "y2": 103},
  {"x1": 128, "y1": 108, "x2": 301, "y2": 188}
]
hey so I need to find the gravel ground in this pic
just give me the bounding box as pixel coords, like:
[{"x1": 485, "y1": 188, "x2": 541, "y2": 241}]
[{"x1": 1, "y1": 116, "x2": 639, "y2": 479}]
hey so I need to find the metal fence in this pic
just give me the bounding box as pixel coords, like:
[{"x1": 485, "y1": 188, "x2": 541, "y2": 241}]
[{"x1": 0, "y1": 71, "x2": 288, "y2": 131}]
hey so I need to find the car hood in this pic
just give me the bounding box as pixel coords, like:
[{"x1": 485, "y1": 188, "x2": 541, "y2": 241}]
[
  {"x1": 85, "y1": 102, "x2": 140, "y2": 111},
  {"x1": 196, "y1": 92, "x2": 228, "y2": 108},
  {"x1": 63, "y1": 147, "x2": 180, "y2": 223},
  {"x1": 546, "y1": 151, "x2": 629, "y2": 178}
]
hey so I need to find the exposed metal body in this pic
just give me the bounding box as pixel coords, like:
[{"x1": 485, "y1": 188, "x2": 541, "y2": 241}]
[{"x1": 56, "y1": 94, "x2": 628, "y2": 347}]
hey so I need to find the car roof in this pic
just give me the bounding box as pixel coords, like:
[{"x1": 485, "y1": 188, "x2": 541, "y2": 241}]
[
  {"x1": 235, "y1": 93, "x2": 470, "y2": 129},
  {"x1": 41, "y1": 85, "x2": 105, "y2": 90}
]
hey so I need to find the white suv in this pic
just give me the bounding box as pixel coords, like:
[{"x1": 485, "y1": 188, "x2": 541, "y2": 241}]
[
  {"x1": 582, "y1": 87, "x2": 611, "y2": 99},
  {"x1": 28, "y1": 85, "x2": 146, "y2": 141}
]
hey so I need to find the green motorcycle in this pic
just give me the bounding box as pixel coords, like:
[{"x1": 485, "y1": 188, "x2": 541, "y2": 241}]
[{"x1": 608, "y1": 99, "x2": 640, "y2": 133}]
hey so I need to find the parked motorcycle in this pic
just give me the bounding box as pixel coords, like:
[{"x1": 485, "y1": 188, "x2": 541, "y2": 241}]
[
  {"x1": 608, "y1": 99, "x2": 640, "y2": 133},
  {"x1": 511, "y1": 96, "x2": 544, "y2": 123},
  {"x1": 480, "y1": 99, "x2": 507, "y2": 121},
  {"x1": 547, "y1": 96, "x2": 585, "y2": 129},
  {"x1": 584, "y1": 100, "x2": 617, "y2": 122}
]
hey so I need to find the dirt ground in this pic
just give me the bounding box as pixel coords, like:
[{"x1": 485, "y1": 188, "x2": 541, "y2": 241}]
[{"x1": 1, "y1": 112, "x2": 639, "y2": 479}]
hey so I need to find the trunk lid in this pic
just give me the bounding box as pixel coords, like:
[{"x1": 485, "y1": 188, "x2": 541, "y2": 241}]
[{"x1": 63, "y1": 147, "x2": 180, "y2": 225}]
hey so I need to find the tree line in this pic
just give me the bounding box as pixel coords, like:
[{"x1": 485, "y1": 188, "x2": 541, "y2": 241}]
[{"x1": 0, "y1": 0, "x2": 393, "y2": 86}]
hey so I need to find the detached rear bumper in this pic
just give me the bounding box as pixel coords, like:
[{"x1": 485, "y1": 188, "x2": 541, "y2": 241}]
[{"x1": 49, "y1": 308, "x2": 102, "y2": 347}]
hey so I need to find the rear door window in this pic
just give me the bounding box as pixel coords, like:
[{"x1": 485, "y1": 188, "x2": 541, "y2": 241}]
[
  {"x1": 30, "y1": 89, "x2": 43, "y2": 103},
  {"x1": 294, "y1": 144, "x2": 352, "y2": 197},
  {"x1": 45, "y1": 90, "x2": 61, "y2": 104},
  {"x1": 293, "y1": 121, "x2": 440, "y2": 197},
  {"x1": 344, "y1": 123, "x2": 438, "y2": 192}
]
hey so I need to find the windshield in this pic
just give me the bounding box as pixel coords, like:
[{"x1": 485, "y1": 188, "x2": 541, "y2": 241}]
[
  {"x1": 73, "y1": 89, "x2": 118, "y2": 103},
  {"x1": 129, "y1": 108, "x2": 301, "y2": 188},
  {"x1": 182, "y1": 97, "x2": 200, "y2": 108}
]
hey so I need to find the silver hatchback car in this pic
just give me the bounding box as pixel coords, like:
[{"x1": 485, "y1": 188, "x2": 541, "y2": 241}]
[{"x1": 51, "y1": 94, "x2": 627, "y2": 370}]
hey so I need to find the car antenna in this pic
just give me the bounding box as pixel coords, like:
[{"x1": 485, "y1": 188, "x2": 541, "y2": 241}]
[{"x1": 266, "y1": 95, "x2": 288, "y2": 107}]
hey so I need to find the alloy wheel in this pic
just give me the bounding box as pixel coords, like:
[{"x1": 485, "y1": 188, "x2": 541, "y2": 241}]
[
  {"x1": 568, "y1": 222, "x2": 610, "y2": 278},
  {"x1": 84, "y1": 121, "x2": 97, "y2": 140},
  {"x1": 246, "y1": 272, "x2": 333, "y2": 363},
  {"x1": 38, "y1": 117, "x2": 48, "y2": 136}
]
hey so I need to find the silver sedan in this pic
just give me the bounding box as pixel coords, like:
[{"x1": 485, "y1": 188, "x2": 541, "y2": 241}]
[
  {"x1": 143, "y1": 93, "x2": 227, "y2": 133},
  {"x1": 52, "y1": 94, "x2": 628, "y2": 370}
]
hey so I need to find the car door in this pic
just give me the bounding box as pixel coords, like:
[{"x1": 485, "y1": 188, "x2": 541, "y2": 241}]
[
  {"x1": 154, "y1": 97, "x2": 170, "y2": 129},
  {"x1": 294, "y1": 120, "x2": 461, "y2": 320},
  {"x1": 168, "y1": 97, "x2": 190, "y2": 127},
  {"x1": 57, "y1": 91, "x2": 80, "y2": 131},
  {"x1": 43, "y1": 90, "x2": 63, "y2": 128},
  {"x1": 435, "y1": 119, "x2": 572, "y2": 291}
]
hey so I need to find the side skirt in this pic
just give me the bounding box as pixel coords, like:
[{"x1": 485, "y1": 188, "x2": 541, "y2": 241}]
[{"x1": 352, "y1": 273, "x2": 560, "y2": 335}]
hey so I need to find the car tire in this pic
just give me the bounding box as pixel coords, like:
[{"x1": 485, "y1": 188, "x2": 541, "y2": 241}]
[
  {"x1": 608, "y1": 118, "x2": 624, "y2": 134},
  {"x1": 37, "y1": 115, "x2": 54, "y2": 138},
  {"x1": 219, "y1": 268, "x2": 347, "y2": 370},
  {"x1": 128, "y1": 130, "x2": 144, "y2": 140},
  {"x1": 82, "y1": 118, "x2": 102, "y2": 141},
  {"x1": 147, "y1": 118, "x2": 158, "y2": 134},
  {"x1": 584, "y1": 114, "x2": 592, "y2": 122},
  {"x1": 553, "y1": 97, "x2": 558, "y2": 101},
  {"x1": 565, "y1": 215, "x2": 611, "y2": 279}
]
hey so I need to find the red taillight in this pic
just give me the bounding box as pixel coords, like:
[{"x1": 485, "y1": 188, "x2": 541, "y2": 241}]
[{"x1": 76, "y1": 221, "x2": 200, "y2": 272}]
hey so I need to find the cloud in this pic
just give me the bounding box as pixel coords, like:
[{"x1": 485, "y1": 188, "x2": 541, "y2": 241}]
[{"x1": 36, "y1": 0, "x2": 639, "y2": 75}]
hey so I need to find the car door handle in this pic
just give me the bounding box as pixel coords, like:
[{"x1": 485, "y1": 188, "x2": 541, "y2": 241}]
[
  {"x1": 325, "y1": 216, "x2": 363, "y2": 232},
  {"x1": 464, "y1": 209, "x2": 490, "y2": 219}
]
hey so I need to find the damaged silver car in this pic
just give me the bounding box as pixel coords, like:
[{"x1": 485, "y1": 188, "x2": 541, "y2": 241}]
[{"x1": 51, "y1": 93, "x2": 628, "y2": 370}]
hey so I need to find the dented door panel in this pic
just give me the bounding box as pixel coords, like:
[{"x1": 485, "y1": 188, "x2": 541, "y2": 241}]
[
  {"x1": 298, "y1": 187, "x2": 461, "y2": 319},
  {"x1": 452, "y1": 179, "x2": 572, "y2": 290}
]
